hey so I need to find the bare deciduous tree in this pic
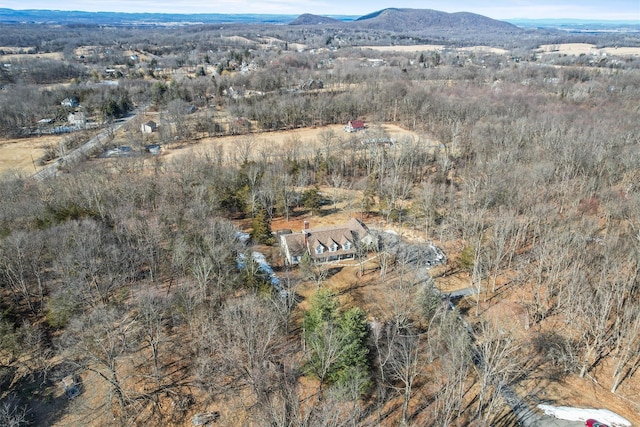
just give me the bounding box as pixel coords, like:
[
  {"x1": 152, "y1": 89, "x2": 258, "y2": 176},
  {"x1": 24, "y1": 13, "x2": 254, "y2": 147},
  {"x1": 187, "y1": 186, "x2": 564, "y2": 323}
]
[
  {"x1": 375, "y1": 321, "x2": 425, "y2": 426},
  {"x1": 0, "y1": 394, "x2": 30, "y2": 427},
  {"x1": 60, "y1": 306, "x2": 140, "y2": 423},
  {"x1": 0, "y1": 230, "x2": 47, "y2": 314},
  {"x1": 431, "y1": 312, "x2": 473, "y2": 427},
  {"x1": 474, "y1": 320, "x2": 521, "y2": 423}
]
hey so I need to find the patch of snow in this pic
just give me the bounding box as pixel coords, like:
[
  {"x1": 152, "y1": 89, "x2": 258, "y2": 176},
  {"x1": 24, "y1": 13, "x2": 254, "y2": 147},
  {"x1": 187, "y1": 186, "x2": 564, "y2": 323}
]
[
  {"x1": 384, "y1": 229, "x2": 398, "y2": 235},
  {"x1": 237, "y1": 251, "x2": 288, "y2": 299},
  {"x1": 430, "y1": 243, "x2": 445, "y2": 261},
  {"x1": 537, "y1": 405, "x2": 631, "y2": 427},
  {"x1": 250, "y1": 252, "x2": 279, "y2": 286},
  {"x1": 235, "y1": 231, "x2": 250, "y2": 244}
]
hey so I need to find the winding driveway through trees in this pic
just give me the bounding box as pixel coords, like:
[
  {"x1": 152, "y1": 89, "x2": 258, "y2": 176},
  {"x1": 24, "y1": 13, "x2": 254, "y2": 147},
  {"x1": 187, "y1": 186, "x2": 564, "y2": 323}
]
[{"x1": 416, "y1": 269, "x2": 584, "y2": 427}]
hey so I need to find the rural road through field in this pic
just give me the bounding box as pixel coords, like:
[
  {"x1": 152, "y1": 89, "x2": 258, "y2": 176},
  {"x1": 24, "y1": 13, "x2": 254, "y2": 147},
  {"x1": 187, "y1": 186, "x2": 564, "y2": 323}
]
[{"x1": 30, "y1": 106, "x2": 144, "y2": 180}]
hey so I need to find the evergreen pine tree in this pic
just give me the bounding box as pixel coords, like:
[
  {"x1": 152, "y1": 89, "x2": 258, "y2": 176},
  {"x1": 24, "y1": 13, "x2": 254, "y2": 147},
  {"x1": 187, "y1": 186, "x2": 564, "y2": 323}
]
[
  {"x1": 332, "y1": 306, "x2": 370, "y2": 393},
  {"x1": 250, "y1": 208, "x2": 274, "y2": 245},
  {"x1": 303, "y1": 289, "x2": 371, "y2": 397}
]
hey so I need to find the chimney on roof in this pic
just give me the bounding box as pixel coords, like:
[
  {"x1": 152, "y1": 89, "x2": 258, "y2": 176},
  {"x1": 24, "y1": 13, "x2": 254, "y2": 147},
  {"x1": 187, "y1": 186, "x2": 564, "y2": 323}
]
[{"x1": 303, "y1": 221, "x2": 310, "y2": 247}]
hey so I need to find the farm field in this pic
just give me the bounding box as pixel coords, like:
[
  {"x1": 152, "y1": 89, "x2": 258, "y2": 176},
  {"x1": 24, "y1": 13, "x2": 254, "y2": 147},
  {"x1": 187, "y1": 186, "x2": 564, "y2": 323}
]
[
  {"x1": 0, "y1": 136, "x2": 52, "y2": 175},
  {"x1": 0, "y1": 118, "x2": 424, "y2": 176},
  {"x1": 360, "y1": 44, "x2": 509, "y2": 54},
  {"x1": 537, "y1": 43, "x2": 640, "y2": 56}
]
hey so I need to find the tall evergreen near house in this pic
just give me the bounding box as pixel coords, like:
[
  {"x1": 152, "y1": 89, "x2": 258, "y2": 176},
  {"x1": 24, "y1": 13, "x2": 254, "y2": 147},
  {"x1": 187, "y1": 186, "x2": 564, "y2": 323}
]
[
  {"x1": 303, "y1": 289, "x2": 371, "y2": 397},
  {"x1": 250, "y1": 208, "x2": 274, "y2": 245}
]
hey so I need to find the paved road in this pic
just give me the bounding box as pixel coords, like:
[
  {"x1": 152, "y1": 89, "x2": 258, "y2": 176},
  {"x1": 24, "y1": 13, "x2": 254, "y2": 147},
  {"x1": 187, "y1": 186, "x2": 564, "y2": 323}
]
[
  {"x1": 534, "y1": 417, "x2": 584, "y2": 427},
  {"x1": 30, "y1": 108, "x2": 144, "y2": 181}
]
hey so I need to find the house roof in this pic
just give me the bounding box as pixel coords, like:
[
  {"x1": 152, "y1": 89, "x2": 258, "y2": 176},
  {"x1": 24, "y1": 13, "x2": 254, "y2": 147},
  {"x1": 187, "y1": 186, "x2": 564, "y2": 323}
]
[
  {"x1": 281, "y1": 218, "x2": 369, "y2": 260},
  {"x1": 61, "y1": 97, "x2": 79, "y2": 106},
  {"x1": 307, "y1": 218, "x2": 369, "y2": 238},
  {"x1": 282, "y1": 233, "x2": 307, "y2": 257},
  {"x1": 349, "y1": 120, "x2": 365, "y2": 129}
]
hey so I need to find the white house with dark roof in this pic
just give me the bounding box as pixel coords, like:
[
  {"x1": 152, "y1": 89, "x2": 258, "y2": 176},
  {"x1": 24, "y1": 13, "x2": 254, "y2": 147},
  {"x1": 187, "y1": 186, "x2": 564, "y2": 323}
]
[
  {"x1": 280, "y1": 218, "x2": 372, "y2": 265},
  {"x1": 141, "y1": 120, "x2": 157, "y2": 134}
]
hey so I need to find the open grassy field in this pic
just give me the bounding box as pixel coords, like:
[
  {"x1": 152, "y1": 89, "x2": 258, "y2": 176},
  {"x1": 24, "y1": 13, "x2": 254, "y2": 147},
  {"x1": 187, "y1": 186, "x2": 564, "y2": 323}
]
[
  {"x1": 0, "y1": 51, "x2": 64, "y2": 61},
  {"x1": 359, "y1": 44, "x2": 509, "y2": 54},
  {"x1": 0, "y1": 136, "x2": 60, "y2": 176},
  {"x1": 538, "y1": 43, "x2": 640, "y2": 56},
  {"x1": 162, "y1": 122, "x2": 425, "y2": 164},
  {"x1": 0, "y1": 119, "x2": 426, "y2": 177}
]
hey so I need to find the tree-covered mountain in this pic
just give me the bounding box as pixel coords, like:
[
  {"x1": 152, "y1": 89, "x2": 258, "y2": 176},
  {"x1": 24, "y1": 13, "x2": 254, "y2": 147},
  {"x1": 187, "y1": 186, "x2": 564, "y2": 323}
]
[
  {"x1": 289, "y1": 13, "x2": 343, "y2": 26},
  {"x1": 352, "y1": 8, "x2": 522, "y2": 35}
]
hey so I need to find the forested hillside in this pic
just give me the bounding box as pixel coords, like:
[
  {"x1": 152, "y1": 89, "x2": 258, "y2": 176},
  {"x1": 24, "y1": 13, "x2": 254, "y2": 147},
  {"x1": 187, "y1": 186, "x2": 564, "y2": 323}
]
[{"x1": 1, "y1": 14, "x2": 640, "y2": 427}]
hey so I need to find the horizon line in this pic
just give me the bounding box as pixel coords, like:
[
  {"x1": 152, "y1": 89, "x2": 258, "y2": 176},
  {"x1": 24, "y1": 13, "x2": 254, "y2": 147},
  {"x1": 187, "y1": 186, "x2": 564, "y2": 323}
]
[{"x1": 1, "y1": 7, "x2": 638, "y2": 23}]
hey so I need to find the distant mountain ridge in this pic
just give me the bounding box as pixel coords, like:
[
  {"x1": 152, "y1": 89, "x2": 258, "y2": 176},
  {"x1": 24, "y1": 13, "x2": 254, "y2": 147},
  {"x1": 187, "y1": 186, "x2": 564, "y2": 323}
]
[
  {"x1": 0, "y1": 7, "x2": 517, "y2": 34},
  {"x1": 0, "y1": 7, "x2": 525, "y2": 44},
  {"x1": 289, "y1": 14, "x2": 342, "y2": 26},
  {"x1": 0, "y1": 8, "x2": 304, "y2": 25},
  {"x1": 286, "y1": 8, "x2": 524, "y2": 43},
  {"x1": 0, "y1": 7, "x2": 527, "y2": 45},
  {"x1": 351, "y1": 8, "x2": 521, "y2": 34}
]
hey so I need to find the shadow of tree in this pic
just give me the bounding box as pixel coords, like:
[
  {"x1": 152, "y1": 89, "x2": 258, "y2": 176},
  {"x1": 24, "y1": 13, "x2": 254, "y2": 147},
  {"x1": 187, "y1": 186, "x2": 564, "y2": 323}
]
[{"x1": 2, "y1": 363, "x2": 76, "y2": 426}]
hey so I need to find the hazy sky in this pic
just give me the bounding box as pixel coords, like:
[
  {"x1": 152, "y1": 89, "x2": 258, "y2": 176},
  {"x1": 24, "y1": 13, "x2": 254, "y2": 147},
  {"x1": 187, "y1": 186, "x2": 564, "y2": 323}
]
[{"x1": 4, "y1": 0, "x2": 640, "y2": 20}]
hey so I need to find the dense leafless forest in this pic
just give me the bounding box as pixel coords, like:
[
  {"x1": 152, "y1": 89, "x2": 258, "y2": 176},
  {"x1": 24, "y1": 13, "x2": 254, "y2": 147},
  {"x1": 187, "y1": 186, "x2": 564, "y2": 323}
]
[{"x1": 1, "y1": 11, "x2": 640, "y2": 427}]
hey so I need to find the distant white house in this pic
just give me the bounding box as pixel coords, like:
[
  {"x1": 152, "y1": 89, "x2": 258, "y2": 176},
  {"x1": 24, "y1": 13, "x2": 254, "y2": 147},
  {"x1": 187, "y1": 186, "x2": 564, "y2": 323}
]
[
  {"x1": 67, "y1": 112, "x2": 86, "y2": 127},
  {"x1": 280, "y1": 218, "x2": 372, "y2": 265},
  {"x1": 141, "y1": 120, "x2": 157, "y2": 134},
  {"x1": 61, "y1": 98, "x2": 79, "y2": 108}
]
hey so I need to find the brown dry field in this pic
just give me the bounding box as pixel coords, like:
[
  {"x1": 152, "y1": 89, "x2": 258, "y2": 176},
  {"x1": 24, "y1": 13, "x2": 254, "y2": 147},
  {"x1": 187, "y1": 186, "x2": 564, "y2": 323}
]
[
  {"x1": 360, "y1": 44, "x2": 509, "y2": 54},
  {"x1": 0, "y1": 120, "x2": 424, "y2": 177},
  {"x1": 0, "y1": 51, "x2": 64, "y2": 61},
  {"x1": 161, "y1": 122, "x2": 425, "y2": 164},
  {"x1": 0, "y1": 135, "x2": 63, "y2": 176},
  {"x1": 538, "y1": 43, "x2": 640, "y2": 56}
]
